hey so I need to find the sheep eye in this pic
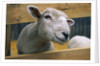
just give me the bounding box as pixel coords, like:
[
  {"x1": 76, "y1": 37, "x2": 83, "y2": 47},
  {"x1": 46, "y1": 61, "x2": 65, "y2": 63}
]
[{"x1": 44, "y1": 15, "x2": 51, "y2": 19}]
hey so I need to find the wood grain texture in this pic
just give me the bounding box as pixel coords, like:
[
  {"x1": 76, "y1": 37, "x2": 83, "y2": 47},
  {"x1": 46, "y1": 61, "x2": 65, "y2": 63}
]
[
  {"x1": 10, "y1": 40, "x2": 69, "y2": 56},
  {"x1": 6, "y1": 3, "x2": 91, "y2": 24},
  {"x1": 6, "y1": 47, "x2": 90, "y2": 60}
]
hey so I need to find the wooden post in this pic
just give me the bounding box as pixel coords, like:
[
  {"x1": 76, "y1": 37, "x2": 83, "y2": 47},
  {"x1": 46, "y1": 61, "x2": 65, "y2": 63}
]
[{"x1": 5, "y1": 24, "x2": 11, "y2": 56}]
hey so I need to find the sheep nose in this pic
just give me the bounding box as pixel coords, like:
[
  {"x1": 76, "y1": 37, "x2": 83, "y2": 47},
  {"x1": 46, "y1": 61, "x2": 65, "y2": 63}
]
[{"x1": 62, "y1": 32, "x2": 68, "y2": 40}]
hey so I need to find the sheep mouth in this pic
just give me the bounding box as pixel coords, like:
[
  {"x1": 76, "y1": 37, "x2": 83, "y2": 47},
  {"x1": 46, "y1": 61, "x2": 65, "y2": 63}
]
[{"x1": 55, "y1": 35, "x2": 67, "y2": 43}]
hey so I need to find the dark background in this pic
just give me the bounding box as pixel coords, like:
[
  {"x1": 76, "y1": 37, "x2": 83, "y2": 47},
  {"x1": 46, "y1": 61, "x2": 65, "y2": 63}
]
[{"x1": 11, "y1": 17, "x2": 91, "y2": 40}]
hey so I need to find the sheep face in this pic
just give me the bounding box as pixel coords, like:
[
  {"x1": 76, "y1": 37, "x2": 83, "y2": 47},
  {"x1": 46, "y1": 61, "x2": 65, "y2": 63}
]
[{"x1": 27, "y1": 5, "x2": 75, "y2": 44}]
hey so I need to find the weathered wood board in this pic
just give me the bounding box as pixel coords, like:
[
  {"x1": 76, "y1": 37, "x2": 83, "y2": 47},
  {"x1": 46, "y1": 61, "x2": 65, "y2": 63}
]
[
  {"x1": 6, "y1": 3, "x2": 91, "y2": 24},
  {"x1": 6, "y1": 47, "x2": 90, "y2": 60},
  {"x1": 10, "y1": 40, "x2": 69, "y2": 56}
]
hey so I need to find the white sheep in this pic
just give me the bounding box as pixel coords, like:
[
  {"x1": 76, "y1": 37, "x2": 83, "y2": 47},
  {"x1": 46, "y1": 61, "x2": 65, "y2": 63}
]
[
  {"x1": 68, "y1": 35, "x2": 90, "y2": 48},
  {"x1": 17, "y1": 5, "x2": 75, "y2": 54}
]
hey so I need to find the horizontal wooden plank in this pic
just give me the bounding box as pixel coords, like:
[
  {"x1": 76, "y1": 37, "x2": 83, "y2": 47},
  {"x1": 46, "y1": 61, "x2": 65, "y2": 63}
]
[
  {"x1": 6, "y1": 3, "x2": 91, "y2": 24},
  {"x1": 10, "y1": 40, "x2": 69, "y2": 56},
  {"x1": 6, "y1": 47, "x2": 90, "y2": 60}
]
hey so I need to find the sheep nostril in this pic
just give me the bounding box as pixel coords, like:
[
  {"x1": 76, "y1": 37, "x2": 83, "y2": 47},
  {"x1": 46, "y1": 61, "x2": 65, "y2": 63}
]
[{"x1": 62, "y1": 32, "x2": 68, "y2": 40}]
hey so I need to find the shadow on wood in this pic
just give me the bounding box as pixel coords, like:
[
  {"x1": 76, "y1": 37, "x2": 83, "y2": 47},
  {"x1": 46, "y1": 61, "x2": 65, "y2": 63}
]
[{"x1": 6, "y1": 47, "x2": 90, "y2": 60}]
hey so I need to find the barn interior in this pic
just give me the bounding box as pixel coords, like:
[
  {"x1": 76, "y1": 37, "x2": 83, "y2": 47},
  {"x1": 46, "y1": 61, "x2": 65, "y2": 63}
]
[{"x1": 5, "y1": 3, "x2": 91, "y2": 60}]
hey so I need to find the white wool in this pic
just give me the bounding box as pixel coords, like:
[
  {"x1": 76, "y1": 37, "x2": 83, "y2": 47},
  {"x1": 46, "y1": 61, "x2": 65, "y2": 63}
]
[
  {"x1": 68, "y1": 35, "x2": 90, "y2": 48},
  {"x1": 17, "y1": 5, "x2": 75, "y2": 54}
]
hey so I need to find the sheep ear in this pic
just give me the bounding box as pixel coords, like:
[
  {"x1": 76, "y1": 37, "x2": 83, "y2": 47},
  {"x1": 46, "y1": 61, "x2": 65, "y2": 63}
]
[
  {"x1": 67, "y1": 19, "x2": 75, "y2": 26},
  {"x1": 27, "y1": 5, "x2": 41, "y2": 18}
]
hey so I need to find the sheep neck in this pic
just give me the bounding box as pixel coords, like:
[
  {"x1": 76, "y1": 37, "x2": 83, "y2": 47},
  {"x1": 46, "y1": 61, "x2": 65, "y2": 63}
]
[{"x1": 28, "y1": 22, "x2": 50, "y2": 47}]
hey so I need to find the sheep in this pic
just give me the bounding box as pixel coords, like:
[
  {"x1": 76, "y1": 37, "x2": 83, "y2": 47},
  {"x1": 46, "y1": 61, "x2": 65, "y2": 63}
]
[
  {"x1": 68, "y1": 35, "x2": 90, "y2": 48},
  {"x1": 17, "y1": 5, "x2": 75, "y2": 54}
]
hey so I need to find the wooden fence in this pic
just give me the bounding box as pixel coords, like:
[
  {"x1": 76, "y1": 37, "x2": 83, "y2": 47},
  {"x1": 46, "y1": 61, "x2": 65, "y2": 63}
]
[
  {"x1": 6, "y1": 47, "x2": 90, "y2": 60},
  {"x1": 5, "y1": 3, "x2": 91, "y2": 60}
]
